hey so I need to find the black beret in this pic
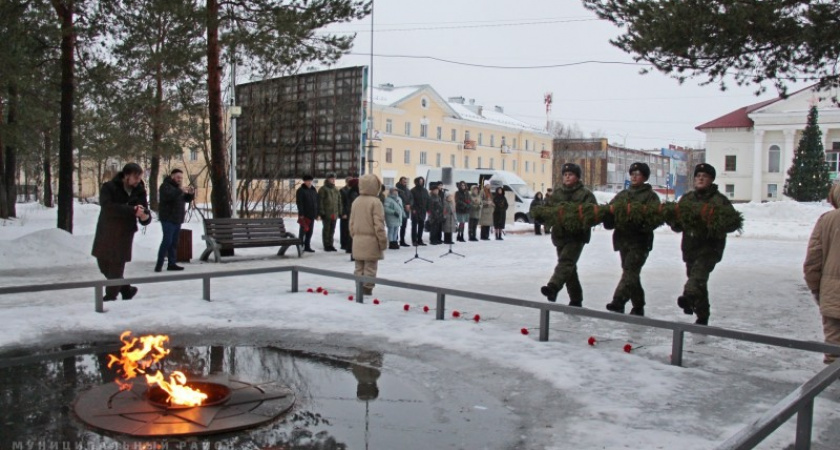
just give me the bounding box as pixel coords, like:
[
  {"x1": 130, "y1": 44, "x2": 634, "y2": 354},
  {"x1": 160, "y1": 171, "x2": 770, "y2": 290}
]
[
  {"x1": 628, "y1": 162, "x2": 651, "y2": 180},
  {"x1": 302, "y1": 175, "x2": 314, "y2": 181},
  {"x1": 561, "y1": 163, "x2": 582, "y2": 179},
  {"x1": 693, "y1": 163, "x2": 716, "y2": 180}
]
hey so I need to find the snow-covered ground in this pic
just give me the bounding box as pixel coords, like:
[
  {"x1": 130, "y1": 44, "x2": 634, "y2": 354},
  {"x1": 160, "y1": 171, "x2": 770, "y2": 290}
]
[{"x1": 1, "y1": 198, "x2": 839, "y2": 449}]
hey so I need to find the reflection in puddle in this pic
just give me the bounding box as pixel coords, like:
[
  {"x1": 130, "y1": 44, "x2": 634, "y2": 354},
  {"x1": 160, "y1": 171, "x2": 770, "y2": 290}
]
[{"x1": 0, "y1": 342, "x2": 514, "y2": 449}]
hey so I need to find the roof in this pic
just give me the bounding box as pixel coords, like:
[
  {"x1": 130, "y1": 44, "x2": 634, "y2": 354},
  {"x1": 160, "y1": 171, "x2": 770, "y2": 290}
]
[
  {"x1": 695, "y1": 97, "x2": 782, "y2": 131},
  {"x1": 372, "y1": 84, "x2": 549, "y2": 135},
  {"x1": 695, "y1": 84, "x2": 819, "y2": 131}
]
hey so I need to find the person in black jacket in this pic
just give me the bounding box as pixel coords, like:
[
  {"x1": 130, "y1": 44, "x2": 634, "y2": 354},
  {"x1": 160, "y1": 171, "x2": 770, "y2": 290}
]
[
  {"x1": 91, "y1": 163, "x2": 152, "y2": 301},
  {"x1": 155, "y1": 169, "x2": 195, "y2": 272},
  {"x1": 296, "y1": 175, "x2": 319, "y2": 252},
  {"x1": 396, "y1": 176, "x2": 413, "y2": 246},
  {"x1": 492, "y1": 187, "x2": 509, "y2": 240},
  {"x1": 410, "y1": 176, "x2": 430, "y2": 246}
]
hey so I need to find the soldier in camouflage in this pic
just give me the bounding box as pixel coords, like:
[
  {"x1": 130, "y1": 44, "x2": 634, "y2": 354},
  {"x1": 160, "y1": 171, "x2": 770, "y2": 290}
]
[
  {"x1": 603, "y1": 162, "x2": 661, "y2": 316},
  {"x1": 318, "y1": 173, "x2": 342, "y2": 252},
  {"x1": 541, "y1": 163, "x2": 597, "y2": 306},
  {"x1": 671, "y1": 163, "x2": 739, "y2": 325}
]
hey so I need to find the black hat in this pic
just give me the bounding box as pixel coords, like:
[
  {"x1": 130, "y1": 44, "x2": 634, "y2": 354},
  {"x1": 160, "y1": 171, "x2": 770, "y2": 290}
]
[
  {"x1": 302, "y1": 175, "x2": 314, "y2": 181},
  {"x1": 429, "y1": 182, "x2": 440, "y2": 190},
  {"x1": 561, "y1": 163, "x2": 582, "y2": 179},
  {"x1": 122, "y1": 163, "x2": 143, "y2": 175},
  {"x1": 693, "y1": 163, "x2": 716, "y2": 180},
  {"x1": 326, "y1": 173, "x2": 336, "y2": 179},
  {"x1": 628, "y1": 162, "x2": 651, "y2": 180}
]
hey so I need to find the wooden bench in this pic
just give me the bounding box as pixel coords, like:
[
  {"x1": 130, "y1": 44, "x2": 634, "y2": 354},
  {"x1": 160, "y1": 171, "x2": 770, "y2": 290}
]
[{"x1": 200, "y1": 218, "x2": 303, "y2": 262}]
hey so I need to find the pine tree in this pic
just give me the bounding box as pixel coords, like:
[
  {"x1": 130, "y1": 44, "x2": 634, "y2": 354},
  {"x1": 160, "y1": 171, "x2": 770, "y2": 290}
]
[{"x1": 784, "y1": 106, "x2": 832, "y2": 202}]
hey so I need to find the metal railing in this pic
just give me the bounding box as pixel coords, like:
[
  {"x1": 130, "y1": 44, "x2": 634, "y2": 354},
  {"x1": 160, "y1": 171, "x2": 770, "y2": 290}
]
[{"x1": 1, "y1": 265, "x2": 838, "y2": 449}]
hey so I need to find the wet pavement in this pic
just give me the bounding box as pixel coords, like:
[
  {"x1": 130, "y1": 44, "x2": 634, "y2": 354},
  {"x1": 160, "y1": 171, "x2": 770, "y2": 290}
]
[{"x1": 0, "y1": 329, "x2": 554, "y2": 449}]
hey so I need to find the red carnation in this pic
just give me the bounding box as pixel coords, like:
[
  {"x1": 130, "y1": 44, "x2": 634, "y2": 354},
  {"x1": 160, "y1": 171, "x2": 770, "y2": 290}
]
[
  {"x1": 452, "y1": 310, "x2": 461, "y2": 318},
  {"x1": 520, "y1": 328, "x2": 529, "y2": 335},
  {"x1": 316, "y1": 287, "x2": 323, "y2": 293},
  {"x1": 306, "y1": 288, "x2": 314, "y2": 293},
  {"x1": 588, "y1": 336, "x2": 597, "y2": 346},
  {"x1": 623, "y1": 344, "x2": 633, "y2": 353},
  {"x1": 473, "y1": 314, "x2": 481, "y2": 322},
  {"x1": 423, "y1": 305, "x2": 430, "y2": 313},
  {"x1": 403, "y1": 304, "x2": 410, "y2": 311},
  {"x1": 373, "y1": 299, "x2": 380, "y2": 305},
  {"x1": 348, "y1": 295, "x2": 354, "y2": 301},
  {"x1": 323, "y1": 290, "x2": 328, "y2": 295}
]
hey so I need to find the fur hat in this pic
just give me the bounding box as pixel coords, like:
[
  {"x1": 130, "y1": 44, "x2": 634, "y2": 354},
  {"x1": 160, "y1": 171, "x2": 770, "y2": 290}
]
[
  {"x1": 561, "y1": 163, "x2": 582, "y2": 179},
  {"x1": 828, "y1": 183, "x2": 840, "y2": 209},
  {"x1": 326, "y1": 172, "x2": 336, "y2": 179},
  {"x1": 693, "y1": 163, "x2": 716, "y2": 180},
  {"x1": 628, "y1": 162, "x2": 651, "y2": 180},
  {"x1": 302, "y1": 174, "x2": 314, "y2": 181}
]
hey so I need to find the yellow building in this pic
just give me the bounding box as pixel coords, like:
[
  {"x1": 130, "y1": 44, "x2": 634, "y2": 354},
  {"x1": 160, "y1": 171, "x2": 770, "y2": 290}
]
[{"x1": 368, "y1": 84, "x2": 554, "y2": 193}]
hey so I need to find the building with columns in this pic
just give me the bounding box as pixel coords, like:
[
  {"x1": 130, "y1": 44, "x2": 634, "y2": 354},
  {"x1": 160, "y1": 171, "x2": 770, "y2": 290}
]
[{"x1": 696, "y1": 85, "x2": 840, "y2": 202}]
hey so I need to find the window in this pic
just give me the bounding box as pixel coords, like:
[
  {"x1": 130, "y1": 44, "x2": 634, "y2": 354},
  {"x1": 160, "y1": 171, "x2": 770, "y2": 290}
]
[
  {"x1": 542, "y1": 163, "x2": 546, "y2": 174},
  {"x1": 725, "y1": 184, "x2": 735, "y2": 198},
  {"x1": 451, "y1": 129, "x2": 457, "y2": 142},
  {"x1": 490, "y1": 135, "x2": 495, "y2": 147},
  {"x1": 420, "y1": 123, "x2": 428, "y2": 138},
  {"x1": 384, "y1": 177, "x2": 394, "y2": 188},
  {"x1": 436, "y1": 126, "x2": 442, "y2": 140},
  {"x1": 464, "y1": 156, "x2": 470, "y2": 168},
  {"x1": 525, "y1": 161, "x2": 530, "y2": 172},
  {"x1": 420, "y1": 151, "x2": 427, "y2": 165},
  {"x1": 501, "y1": 136, "x2": 507, "y2": 147},
  {"x1": 435, "y1": 153, "x2": 441, "y2": 168},
  {"x1": 768, "y1": 145, "x2": 781, "y2": 173},
  {"x1": 542, "y1": 143, "x2": 546, "y2": 151},
  {"x1": 526, "y1": 140, "x2": 530, "y2": 151},
  {"x1": 725, "y1": 155, "x2": 737, "y2": 172},
  {"x1": 421, "y1": 97, "x2": 428, "y2": 108},
  {"x1": 502, "y1": 159, "x2": 506, "y2": 170},
  {"x1": 826, "y1": 150, "x2": 840, "y2": 172},
  {"x1": 450, "y1": 155, "x2": 456, "y2": 167},
  {"x1": 385, "y1": 148, "x2": 392, "y2": 163},
  {"x1": 513, "y1": 138, "x2": 517, "y2": 150},
  {"x1": 465, "y1": 130, "x2": 471, "y2": 141},
  {"x1": 189, "y1": 149, "x2": 198, "y2": 161},
  {"x1": 513, "y1": 160, "x2": 518, "y2": 172},
  {"x1": 386, "y1": 119, "x2": 393, "y2": 134},
  {"x1": 477, "y1": 156, "x2": 483, "y2": 168},
  {"x1": 767, "y1": 184, "x2": 778, "y2": 198},
  {"x1": 478, "y1": 133, "x2": 483, "y2": 146},
  {"x1": 404, "y1": 150, "x2": 411, "y2": 165},
  {"x1": 490, "y1": 158, "x2": 494, "y2": 169},
  {"x1": 405, "y1": 122, "x2": 411, "y2": 136}
]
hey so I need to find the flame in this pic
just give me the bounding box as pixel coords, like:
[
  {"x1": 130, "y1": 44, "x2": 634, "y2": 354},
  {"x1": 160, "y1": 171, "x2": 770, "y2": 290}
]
[{"x1": 107, "y1": 330, "x2": 207, "y2": 407}]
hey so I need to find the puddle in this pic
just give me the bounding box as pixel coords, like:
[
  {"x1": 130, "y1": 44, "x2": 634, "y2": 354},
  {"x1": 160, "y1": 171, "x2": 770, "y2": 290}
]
[{"x1": 0, "y1": 340, "x2": 521, "y2": 449}]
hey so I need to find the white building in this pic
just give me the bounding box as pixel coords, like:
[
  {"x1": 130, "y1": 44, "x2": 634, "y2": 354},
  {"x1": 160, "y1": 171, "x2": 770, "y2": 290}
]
[{"x1": 696, "y1": 85, "x2": 840, "y2": 202}]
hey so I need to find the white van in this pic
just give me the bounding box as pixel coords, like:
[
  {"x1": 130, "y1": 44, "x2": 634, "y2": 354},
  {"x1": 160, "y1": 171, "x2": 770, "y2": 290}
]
[{"x1": 425, "y1": 168, "x2": 536, "y2": 223}]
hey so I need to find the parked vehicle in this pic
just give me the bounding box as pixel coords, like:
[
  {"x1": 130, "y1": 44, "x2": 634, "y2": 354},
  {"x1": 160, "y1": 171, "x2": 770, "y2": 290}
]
[{"x1": 425, "y1": 168, "x2": 536, "y2": 223}]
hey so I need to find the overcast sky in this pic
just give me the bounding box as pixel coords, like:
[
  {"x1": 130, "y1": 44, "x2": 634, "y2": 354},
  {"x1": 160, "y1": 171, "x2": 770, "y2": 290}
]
[{"x1": 319, "y1": 0, "x2": 809, "y2": 150}]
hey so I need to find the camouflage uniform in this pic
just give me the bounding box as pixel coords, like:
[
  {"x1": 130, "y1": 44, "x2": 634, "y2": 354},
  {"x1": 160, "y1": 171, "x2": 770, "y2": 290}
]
[
  {"x1": 603, "y1": 183, "x2": 661, "y2": 314},
  {"x1": 671, "y1": 183, "x2": 738, "y2": 322},
  {"x1": 544, "y1": 182, "x2": 597, "y2": 305},
  {"x1": 318, "y1": 179, "x2": 342, "y2": 250}
]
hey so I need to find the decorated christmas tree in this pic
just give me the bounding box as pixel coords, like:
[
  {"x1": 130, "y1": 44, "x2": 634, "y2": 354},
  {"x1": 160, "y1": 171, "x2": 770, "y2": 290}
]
[{"x1": 784, "y1": 105, "x2": 833, "y2": 201}]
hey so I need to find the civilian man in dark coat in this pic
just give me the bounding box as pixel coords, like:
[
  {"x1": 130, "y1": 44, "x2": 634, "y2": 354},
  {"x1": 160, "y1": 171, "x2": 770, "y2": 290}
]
[
  {"x1": 155, "y1": 168, "x2": 195, "y2": 272},
  {"x1": 396, "y1": 176, "x2": 413, "y2": 246},
  {"x1": 410, "y1": 176, "x2": 430, "y2": 246},
  {"x1": 91, "y1": 163, "x2": 152, "y2": 301},
  {"x1": 296, "y1": 175, "x2": 318, "y2": 252}
]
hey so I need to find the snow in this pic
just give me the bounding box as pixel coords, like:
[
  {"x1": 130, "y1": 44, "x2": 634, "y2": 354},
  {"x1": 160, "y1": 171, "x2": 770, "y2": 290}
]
[{"x1": 1, "y1": 198, "x2": 839, "y2": 449}]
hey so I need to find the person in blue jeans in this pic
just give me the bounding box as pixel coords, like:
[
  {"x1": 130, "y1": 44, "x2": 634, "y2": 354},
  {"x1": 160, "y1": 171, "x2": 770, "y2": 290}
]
[{"x1": 155, "y1": 169, "x2": 195, "y2": 272}]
